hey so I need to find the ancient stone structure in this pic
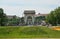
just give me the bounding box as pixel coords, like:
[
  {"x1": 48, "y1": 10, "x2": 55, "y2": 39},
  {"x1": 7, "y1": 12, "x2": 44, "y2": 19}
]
[{"x1": 24, "y1": 10, "x2": 35, "y2": 25}]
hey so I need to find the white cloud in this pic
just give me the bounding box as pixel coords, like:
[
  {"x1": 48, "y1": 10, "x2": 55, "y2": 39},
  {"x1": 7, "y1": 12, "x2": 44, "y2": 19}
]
[
  {"x1": 0, "y1": 0, "x2": 60, "y2": 17},
  {"x1": 1, "y1": 0, "x2": 60, "y2": 5},
  {"x1": 0, "y1": 5, "x2": 54, "y2": 17}
]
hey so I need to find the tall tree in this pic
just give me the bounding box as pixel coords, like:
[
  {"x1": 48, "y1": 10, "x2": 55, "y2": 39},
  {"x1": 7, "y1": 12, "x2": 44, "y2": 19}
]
[
  {"x1": 0, "y1": 8, "x2": 7, "y2": 26},
  {"x1": 46, "y1": 7, "x2": 60, "y2": 26}
]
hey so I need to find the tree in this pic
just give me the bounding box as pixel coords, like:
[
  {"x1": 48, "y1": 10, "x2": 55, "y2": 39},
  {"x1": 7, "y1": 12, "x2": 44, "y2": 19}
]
[
  {"x1": 35, "y1": 16, "x2": 46, "y2": 23},
  {"x1": 20, "y1": 17, "x2": 24, "y2": 24},
  {"x1": 46, "y1": 7, "x2": 60, "y2": 26},
  {"x1": 0, "y1": 8, "x2": 8, "y2": 26},
  {"x1": 8, "y1": 15, "x2": 21, "y2": 26}
]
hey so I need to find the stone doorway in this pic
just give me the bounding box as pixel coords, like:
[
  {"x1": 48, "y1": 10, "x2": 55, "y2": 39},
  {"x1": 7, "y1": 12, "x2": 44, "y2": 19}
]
[
  {"x1": 27, "y1": 16, "x2": 32, "y2": 25},
  {"x1": 24, "y1": 10, "x2": 35, "y2": 25}
]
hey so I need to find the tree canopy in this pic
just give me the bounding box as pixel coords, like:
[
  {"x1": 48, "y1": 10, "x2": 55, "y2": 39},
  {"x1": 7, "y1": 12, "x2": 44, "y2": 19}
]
[
  {"x1": 0, "y1": 8, "x2": 8, "y2": 26},
  {"x1": 46, "y1": 7, "x2": 60, "y2": 26}
]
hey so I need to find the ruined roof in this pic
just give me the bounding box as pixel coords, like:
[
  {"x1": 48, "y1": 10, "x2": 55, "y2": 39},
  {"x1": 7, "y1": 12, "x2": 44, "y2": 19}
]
[
  {"x1": 7, "y1": 15, "x2": 16, "y2": 19},
  {"x1": 35, "y1": 13, "x2": 49, "y2": 17},
  {"x1": 24, "y1": 10, "x2": 35, "y2": 14}
]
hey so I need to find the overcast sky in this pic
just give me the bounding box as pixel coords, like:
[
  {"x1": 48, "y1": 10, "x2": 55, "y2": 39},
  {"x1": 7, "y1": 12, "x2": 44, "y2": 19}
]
[{"x1": 0, "y1": 0, "x2": 60, "y2": 17}]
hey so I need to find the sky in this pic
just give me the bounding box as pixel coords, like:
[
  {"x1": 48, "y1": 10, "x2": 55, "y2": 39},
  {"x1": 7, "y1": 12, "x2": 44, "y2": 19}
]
[{"x1": 0, "y1": 0, "x2": 60, "y2": 17}]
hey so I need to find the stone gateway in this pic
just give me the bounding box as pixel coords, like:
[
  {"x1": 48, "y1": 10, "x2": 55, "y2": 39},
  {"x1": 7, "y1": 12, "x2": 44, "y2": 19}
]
[{"x1": 24, "y1": 10, "x2": 35, "y2": 25}]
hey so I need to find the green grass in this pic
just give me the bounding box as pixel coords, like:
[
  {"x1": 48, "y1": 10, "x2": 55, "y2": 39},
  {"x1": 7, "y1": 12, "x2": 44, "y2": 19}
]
[{"x1": 0, "y1": 26, "x2": 60, "y2": 38}]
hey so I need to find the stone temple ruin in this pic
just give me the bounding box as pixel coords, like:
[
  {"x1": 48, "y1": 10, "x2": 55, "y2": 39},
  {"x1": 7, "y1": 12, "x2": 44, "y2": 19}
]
[
  {"x1": 24, "y1": 10, "x2": 35, "y2": 25},
  {"x1": 7, "y1": 10, "x2": 49, "y2": 26},
  {"x1": 24, "y1": 10, "x2": 48, "y2": 26}
]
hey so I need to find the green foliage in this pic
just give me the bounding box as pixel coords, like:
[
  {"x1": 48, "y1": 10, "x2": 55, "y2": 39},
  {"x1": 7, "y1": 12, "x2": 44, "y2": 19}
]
[
  {"x1": 8, "y1": 15, "x2": 20, "y2": 25},
  {"x1": 0, "y1": 26, "x2": 60, "y2": 38},
  {"x1": 35, "y1": 16, "x2": 45, "y2": 23},
  {"x1": 20, "y1": 17, "x2": 24, "y2": 23},
  {"x1": 46, "y1": 7, "x2": 60, "y2": 26},
  {"x1": 0, "y1": 8, "x2": 8, "y2": 26}
]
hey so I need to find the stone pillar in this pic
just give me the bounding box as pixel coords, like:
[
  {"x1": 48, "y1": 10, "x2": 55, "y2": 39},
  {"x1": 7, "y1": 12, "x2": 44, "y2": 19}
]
[
  {"x1": 32, "y1": 16, "x2": 35, "y2": 25},
  {"x1": 24, "y1": 16, "x2": 27, "y2": 24}
]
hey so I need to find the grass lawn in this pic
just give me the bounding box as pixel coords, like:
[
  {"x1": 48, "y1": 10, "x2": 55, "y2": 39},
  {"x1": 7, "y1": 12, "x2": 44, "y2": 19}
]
[{"x1": 0, "y1": 26, "x2": 60, "y2": 38}]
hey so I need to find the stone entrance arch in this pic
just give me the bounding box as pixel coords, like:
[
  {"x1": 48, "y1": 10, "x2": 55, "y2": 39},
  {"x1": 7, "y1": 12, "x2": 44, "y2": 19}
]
[
  {"x1": 24, "y1": 10, "x2": 35, "y2": 25},
  {"x1": 27, "y1": 16, "x2": 32, "y2": 25}
]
